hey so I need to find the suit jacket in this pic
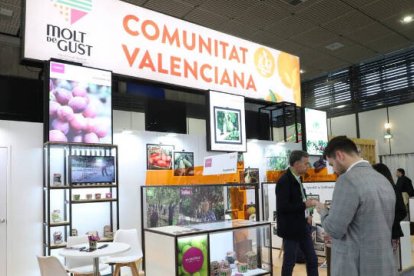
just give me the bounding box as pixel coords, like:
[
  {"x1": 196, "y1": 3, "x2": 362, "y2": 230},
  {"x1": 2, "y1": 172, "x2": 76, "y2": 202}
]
[
  {"x1": 392, "y1": 184, "x2": 406, "y2": 239},
  {"x1": 319, "y1": 162, "x2": 396, "y2": 276},
  {"x1": 276, "y1": 168, "x2": 307, "y2": 240},
  {"x1": 396, "y1": 175, "x2": 414, "y2": 197}
]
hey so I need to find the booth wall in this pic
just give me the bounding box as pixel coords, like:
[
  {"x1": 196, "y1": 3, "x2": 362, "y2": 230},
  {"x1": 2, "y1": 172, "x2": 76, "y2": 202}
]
[
  {"x1": 0, "y1": 120, "x2": 43, "y2": 276},
  {"x1": 328, "y1": 114, "x2": 356, "y2": 138},
  {"x1": 328, "y1": 101, "x2": 414, "y2": 155}
]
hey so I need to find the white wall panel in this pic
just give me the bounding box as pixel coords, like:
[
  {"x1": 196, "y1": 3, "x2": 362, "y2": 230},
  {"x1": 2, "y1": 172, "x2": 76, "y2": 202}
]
[
  {"x1": 359, "y1": 108, "x2": 388, "y2": 155},
  {"x1": 389, "y1": 102, "x2": 414, "y2": 154},
  {"x1": 328, "y1": 114, "x2": 357, "y2": 138},
  {"x1": 0, "y1": 120, "x2": 43, "y2": 276}
]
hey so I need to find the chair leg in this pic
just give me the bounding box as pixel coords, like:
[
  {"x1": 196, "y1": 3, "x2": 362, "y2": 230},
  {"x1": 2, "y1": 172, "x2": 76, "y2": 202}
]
[
  {"x1": 129, "y1": 262, "x2": 140, "y2": 276},
  {"x1": 278, "y1": 243, "x2": 284, "y2": 258},
  {"x1": 113, "y1": 264, "x2": 121, "y2": 276}
]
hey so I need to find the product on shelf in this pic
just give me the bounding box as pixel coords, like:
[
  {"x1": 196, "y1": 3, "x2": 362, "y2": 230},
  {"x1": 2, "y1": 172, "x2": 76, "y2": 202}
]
[
  {"x1": 105, "y1": 192, "x2": 112, "y2": 199},
  {"x1": 103, "y1": 225, "x2": 113, "y2": 238},
  {"x1": 95, "y1": 193, "x2": 101, "y2": 200},
  {"x1": 210, "y1": 261, "x2": 220, "y2": 276},
  {"x1": 225, "y1": 251, "x2": 236, "y2": 264},
  {"x1": 245, "y1": 251, "x2": 258, "y2": 269},
  {"x1": 51, "y1": 209, "x2": 62, "y2": 223},
  {"x1": 218, "y1": 268, "x2": 232, "y2": 276},
  {"x1": 53, "y1": 231, "x2": 63, "y2": 244},
  {"x1": 73, "y1": 194, "x2": 80, "y2": 201},
  {"x1": 53, "y1": 173, "x2": 62, "y2": 186},
  {"x1": 86, "y1": 193, "x2": 93, "y2": 200},
  {"x1": 237, "y1": 262, "x2": 248, "y2": 273},
  {"x1": 71, "y1": 229, "x2": 78, "y2": 236},
  {"x1": 219, "y1": 260, "x2": 230, "y2": 269}
]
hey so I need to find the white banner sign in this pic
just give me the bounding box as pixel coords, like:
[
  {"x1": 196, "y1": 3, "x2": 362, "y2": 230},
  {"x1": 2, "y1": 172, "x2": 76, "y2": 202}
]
[
  {"x1": 203, "y1": 152, "x2": 237, "y2": 175},
  {"x1": 24, "y1": 0, "x2": 301, "y2": 105}
]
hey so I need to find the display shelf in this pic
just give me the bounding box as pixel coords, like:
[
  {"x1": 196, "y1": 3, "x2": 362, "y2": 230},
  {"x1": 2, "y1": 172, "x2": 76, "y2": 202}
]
[
  {"x1": 71, "y1": 198, "x2": 117, "y2": 204},
  {"x1": 50, "y1": 242, "x2": 67, "y2": 249},
  {"x1": 43, "y1": 142, "x2": 119, "y2": 256},
  {"x1": 147, "y1": 220, "x2": 270, "y2": 237},
  {"x1": 231, "y1": 268, "x2": 270, "y2": 276},
  {"x1": 49, "y1": 186, "x2": 70, "y2": 190},
  {"x1": 144, "y1": 220, "x2": 272, "y2": 276},
  {"x1": 49, "y1": 221, "x2": 70, "y2": 227},
  {"x1": 71, "y1": 184, "x2": 117, "y2": 189}
]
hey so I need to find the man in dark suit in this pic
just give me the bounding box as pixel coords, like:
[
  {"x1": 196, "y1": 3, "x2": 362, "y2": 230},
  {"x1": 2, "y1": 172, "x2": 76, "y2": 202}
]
[
  {"x1": 276, "y1": 150, "x2": 318, "y2": 276},
  {"x1": 396, "y1": 168, "x2": 414, "y2": 197}
]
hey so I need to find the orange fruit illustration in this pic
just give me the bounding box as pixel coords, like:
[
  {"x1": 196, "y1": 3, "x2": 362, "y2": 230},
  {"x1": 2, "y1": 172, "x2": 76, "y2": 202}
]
[{"x1": 254, "y1": 47, "x2": 275, "y2": 78}]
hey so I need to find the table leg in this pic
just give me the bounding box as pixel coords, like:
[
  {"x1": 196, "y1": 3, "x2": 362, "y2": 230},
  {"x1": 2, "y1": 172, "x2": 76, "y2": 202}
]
[{"x1": 93, "y1": 257, "x2": 100, "y2": 276}]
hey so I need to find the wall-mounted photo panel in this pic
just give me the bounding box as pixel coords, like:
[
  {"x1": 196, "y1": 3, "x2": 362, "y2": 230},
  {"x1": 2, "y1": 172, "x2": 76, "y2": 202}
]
[
  {"x1": 173, "y1": 152, "x2": 195, "y2": 176},
  {"x1": 47, "y1": 61, "x2": 112, "y2": 143},
  {"x1": 304, "y1": 108, "x2": 328, "y2": 155},
  {"x1": 208, "y1": 91, "x2": 247, "y2": 152},
  {"x1": 146, "y1": 144, "x2": 174, "y2": 170}
]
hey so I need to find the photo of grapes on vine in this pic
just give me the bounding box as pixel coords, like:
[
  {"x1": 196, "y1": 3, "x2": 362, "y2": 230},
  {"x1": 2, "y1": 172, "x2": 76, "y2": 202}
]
[
  {"x1": 48, "y1": 77, "x2": 112, "y2": 144},
  {"x1": 213, "y1": 107, "x2": 242, "y2": 144},
  {"x1": 147, "y1": 144, "x2": 174, "y2": 170},
  {"x1": 174, "y1": 152, "x2": 194, "y2": 176}
]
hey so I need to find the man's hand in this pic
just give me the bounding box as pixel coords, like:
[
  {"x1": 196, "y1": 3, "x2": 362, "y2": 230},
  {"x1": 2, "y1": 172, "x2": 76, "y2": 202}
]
[
  {"x1": 315, "y1": 201, "x2": 327, "y2": 213},
  {"x1": 307, "y1": 215, "x2": 313, "y2": 225},
  {"x1": 305, "y1": 199, "x2": 317, "y2": 208}
]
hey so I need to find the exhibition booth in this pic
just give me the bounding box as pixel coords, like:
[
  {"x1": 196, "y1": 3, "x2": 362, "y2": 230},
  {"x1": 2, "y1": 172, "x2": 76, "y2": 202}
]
[{"x1": 0, "y1": 0, "x2": 409, "y2": 276}]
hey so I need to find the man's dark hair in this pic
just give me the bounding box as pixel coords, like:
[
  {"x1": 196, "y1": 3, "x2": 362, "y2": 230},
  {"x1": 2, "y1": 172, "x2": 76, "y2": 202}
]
[
  {"x1": 289, "y1": 150, "x2": 309, "y2": 166},
  {"x1": 323, "y1": 136, "x2": 358, "y2": 159},
  {"x1": 397, "y1": 168, "x2": 405, "y2": 176}
]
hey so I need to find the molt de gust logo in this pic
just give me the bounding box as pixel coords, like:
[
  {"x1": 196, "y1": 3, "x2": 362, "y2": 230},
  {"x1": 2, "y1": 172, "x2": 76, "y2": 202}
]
[
  {"x1": 51, "y1": 0, "x2": 92, "y2": 24},
  {"x1": 46, "y1": 0, "x2": 93, "y2": 56}
]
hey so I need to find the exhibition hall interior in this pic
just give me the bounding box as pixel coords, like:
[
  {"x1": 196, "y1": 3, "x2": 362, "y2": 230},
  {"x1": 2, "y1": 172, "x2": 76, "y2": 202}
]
[{"x1": 0, "y1": 0, "x2": 414, "y2": 275}]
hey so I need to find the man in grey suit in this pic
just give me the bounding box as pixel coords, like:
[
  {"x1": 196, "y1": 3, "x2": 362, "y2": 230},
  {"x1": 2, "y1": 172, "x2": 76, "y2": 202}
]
[{"x1": 316, "y1": 136, "x2": 396, "y2": 276}]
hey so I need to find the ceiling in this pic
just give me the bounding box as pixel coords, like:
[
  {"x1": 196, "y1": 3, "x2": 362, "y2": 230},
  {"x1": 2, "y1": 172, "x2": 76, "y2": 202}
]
[{"x1": 1, "y1": 0, "x2": 414, "y2": 81}]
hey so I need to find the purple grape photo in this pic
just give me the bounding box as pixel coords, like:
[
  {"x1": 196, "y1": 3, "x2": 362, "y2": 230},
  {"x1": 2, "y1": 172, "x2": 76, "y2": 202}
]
[{"x1": 48, "y1": 78, "x2": 112, "y2": 143}]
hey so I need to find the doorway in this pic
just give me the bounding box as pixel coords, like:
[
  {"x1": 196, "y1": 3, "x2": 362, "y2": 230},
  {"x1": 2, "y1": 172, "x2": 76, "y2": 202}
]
[{"x1": 0, "y1": 147, "x2": 9, "y2": 276}]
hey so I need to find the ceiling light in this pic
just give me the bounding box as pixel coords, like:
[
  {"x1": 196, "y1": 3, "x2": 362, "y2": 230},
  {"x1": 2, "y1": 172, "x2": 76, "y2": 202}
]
[
  {"x1": 401, "y1": 15, "x2": 413, "y2": 24},
  {"x1": 300, "y1": 69, "x2": 305, "y2": 74},
  {"x1": 325, "y1": 42, "x2": 344, "y2": 51},
  {"x1": 335, "y1": 105, "x2": 346, "y2": 109}
]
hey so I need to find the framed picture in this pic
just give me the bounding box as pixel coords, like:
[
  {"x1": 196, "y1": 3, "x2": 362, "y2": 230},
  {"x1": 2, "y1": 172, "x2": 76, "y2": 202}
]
[
  {"x1": 213, "y1": 107, "x2": 242, "y2": 144},
  {"x1": 173, "y1": 151, "x2": 194, "y2": 176},
  {"x1": 146, "y1": 144, "x2": 174, "y2": 170},
  {"x1": 243, "y1": 168, "x2": 260, "y2": 183},
  {"x1": 207, "y1": 91, "x2": 247, "y2": 152}
]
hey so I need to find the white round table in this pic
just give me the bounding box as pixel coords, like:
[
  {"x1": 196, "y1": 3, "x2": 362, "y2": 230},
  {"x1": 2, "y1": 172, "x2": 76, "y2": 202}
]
[{"x1": 60, "y1": 242, "x2": 130, "y2": 276}]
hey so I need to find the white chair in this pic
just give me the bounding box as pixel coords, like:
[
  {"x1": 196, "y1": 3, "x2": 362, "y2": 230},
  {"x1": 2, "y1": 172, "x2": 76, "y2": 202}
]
[
  {"x1": 37, "y1": 256, "x2": 68, "y2": 276},
  {"x1": 66, "y1": 235, "x2": 110, "y2": 276},
  {"x1": 105, "y1": 229, "x2": 144, "y2": 276}
]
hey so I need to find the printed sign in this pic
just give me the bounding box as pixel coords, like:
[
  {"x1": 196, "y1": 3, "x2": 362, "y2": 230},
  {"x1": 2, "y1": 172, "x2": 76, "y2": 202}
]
[
  {"x1": 24, "y1": 0, "x2": 301, "y2": 105},
  {"x1": 305, "y1": 108, "x2": 328, "y2": 155},
  {"x1": 203, "y1": 152, "x2": 238, "y2": 175},
  {"x1": 182, "y1": 247, "x2": 204, "y2": 273}
]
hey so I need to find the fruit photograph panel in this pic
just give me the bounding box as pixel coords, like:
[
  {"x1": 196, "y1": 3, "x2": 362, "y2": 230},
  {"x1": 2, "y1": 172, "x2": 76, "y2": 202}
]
[
  {"x1": 47, "y1": 61, "x2": 112, "y2": 144},
  {"x1": 146, "y1": 144, "x2": 174, "y2": 170},
  {"x1": 173, "y1": 152, "x2": 194, "y2": 176}
]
